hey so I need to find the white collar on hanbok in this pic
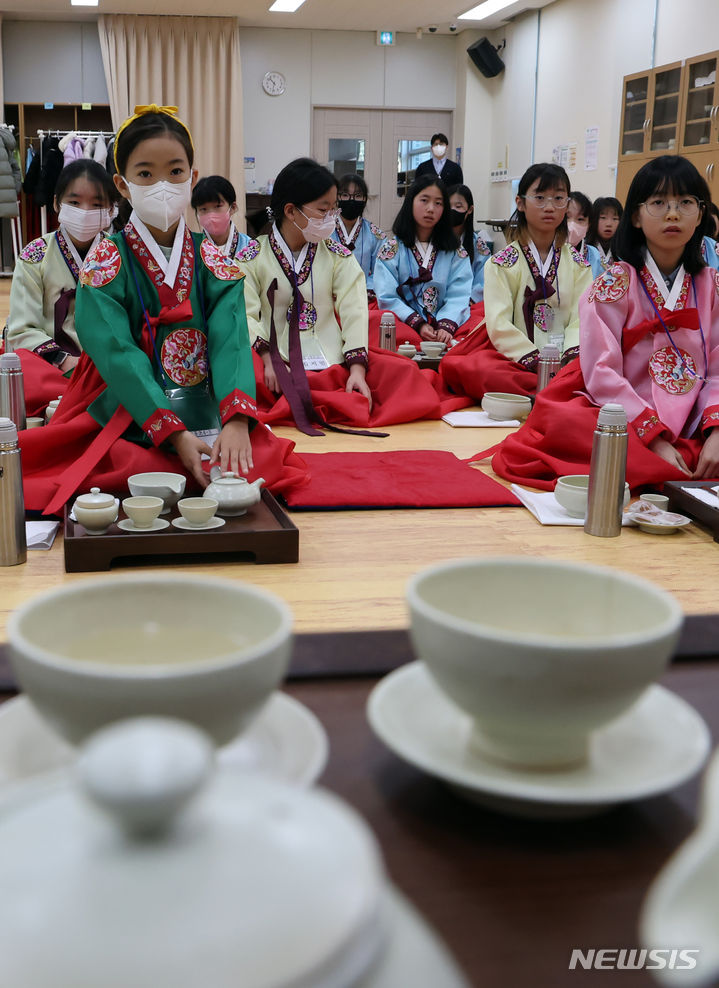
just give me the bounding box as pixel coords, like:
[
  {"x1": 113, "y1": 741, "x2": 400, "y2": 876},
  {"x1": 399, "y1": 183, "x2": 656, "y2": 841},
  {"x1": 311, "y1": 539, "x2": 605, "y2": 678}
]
[
  {"x1": 130, "y1": 211, "x2": 186, "y2": 289},
  {"x1": 220, "y1": 221, "x2": 239, "y2": 257},
  {"x1": 58, "y1": 226, "x2": 104, "y2": 272},
  {"x1": 527, "y1": 239, "x2": 555, "y2": 278},
  {"x1": 337, "y1": 217, "x2": 361, "y2": 245},
  {"x1": 414, "y1": 238, "x2": 434, "y2": 268},
  {"x1": 272, "y1": 222, "x2": 309, "y2": 273},
  {"x1": 643, "y1": 247, "x2": 686, "y2": 311}
]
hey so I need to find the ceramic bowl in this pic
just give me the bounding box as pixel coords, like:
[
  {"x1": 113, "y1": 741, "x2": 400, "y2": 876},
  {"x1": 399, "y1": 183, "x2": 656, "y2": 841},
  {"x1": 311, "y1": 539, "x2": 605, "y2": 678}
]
[
  {"x1": 127, "y1": 472, "x2": 186, "y2": 514},
  {"x1": 121, "y1": 496, "x2": 164, "y2": 529},
  {"x1": 480, "y1": 392, "x2": 532, "y2": 421},
  {"x1": 555, "y1": 476, "x2": 630, "y2": 518},
  {"x1": 7, "y1": 575, "x2": 294, "y2": 747},
  {"x1": 407, "y1": 558, "x2": 683, "y2": 769},
  {"x1": 397, "y1": 344, "x2": 417, "y2": 357},
  {"x1": 422, "y1": 342, "x2": 446, "y2": 358},
  {"x1": 25, "y1": 417, "x2": 44, "y2": 429},
  {"x1": 178, "y1": 497, "x2": 218, "y2": 528},
  {"x1": 639, "y1": 746, "x2": 719, "y2": 986}
]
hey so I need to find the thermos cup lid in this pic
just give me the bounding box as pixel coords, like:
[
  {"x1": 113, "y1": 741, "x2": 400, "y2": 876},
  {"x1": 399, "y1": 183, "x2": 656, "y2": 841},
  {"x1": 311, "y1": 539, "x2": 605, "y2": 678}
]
[
  {"x1": 0, "y1": 416, "x2": 18, "y2": 443},
  {"x1": 597, "y1": 403, "x2": 627, "y2": 427},
  {"x1": 539, "y1": 344, "x2": 561, "y2": 358},
  {"x1": 0, "y1": 352, "x2": 21, "y2": 370}
]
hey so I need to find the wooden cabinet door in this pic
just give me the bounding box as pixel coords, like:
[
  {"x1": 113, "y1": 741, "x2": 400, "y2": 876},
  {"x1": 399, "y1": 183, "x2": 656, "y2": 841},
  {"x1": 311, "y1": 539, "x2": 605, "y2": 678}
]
[
  {"x1": 680, "y1": 52, "x2": 719, "y2": 152},
  {"x1": 647, "y1": 61, "x2": 683, "y2": 155},
  {"x1": 619, "y1": 70, "x2": 653, "y2": 160}
]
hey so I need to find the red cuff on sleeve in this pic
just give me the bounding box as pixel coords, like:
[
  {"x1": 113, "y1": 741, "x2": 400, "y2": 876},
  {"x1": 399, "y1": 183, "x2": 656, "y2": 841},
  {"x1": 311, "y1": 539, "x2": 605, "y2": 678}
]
[
  {"x1": 344, "y1": 347, "x2": 369, "y2": 369},
  {"x1": 406, "y1": 312, "x2": 424, "y2": 332},
  {"x1": 252, "y1": 338, "x2": 270, "y2": 355},
  {"x1": 219, "y1": 389, "x2": 258, "y2": 424},
  {"x1": 701, "y1": 404, "x2": 719, "y2": 434},
  {"x1": 142, "y1": 408, "x2": 186, "y2": 447},
  {"x1": 631, "y1": 408, "x2": 665, "y2": 446}
]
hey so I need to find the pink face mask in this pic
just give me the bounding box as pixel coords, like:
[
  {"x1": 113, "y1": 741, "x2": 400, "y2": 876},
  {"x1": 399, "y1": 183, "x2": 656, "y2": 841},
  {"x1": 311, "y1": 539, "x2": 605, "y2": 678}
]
[
  {"x1": 567, "y1": 219, "x2": 588, "y2": 247},
  {"x1": 200, "y1": 210, "x2": 232, "y2": 241}
]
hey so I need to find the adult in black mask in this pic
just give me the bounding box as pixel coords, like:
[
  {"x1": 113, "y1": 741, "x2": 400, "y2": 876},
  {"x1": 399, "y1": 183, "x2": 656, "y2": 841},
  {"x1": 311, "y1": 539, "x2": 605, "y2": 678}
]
[{"x1": 331, "y1": 173, "x2": 386, "y2": 300}]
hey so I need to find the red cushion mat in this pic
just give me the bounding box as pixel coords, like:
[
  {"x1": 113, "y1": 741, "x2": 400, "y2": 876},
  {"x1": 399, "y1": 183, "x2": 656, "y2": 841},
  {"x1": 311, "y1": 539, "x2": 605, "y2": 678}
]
[{"x1": 282, "y1": 449, "x2": 521, "y2": 509}]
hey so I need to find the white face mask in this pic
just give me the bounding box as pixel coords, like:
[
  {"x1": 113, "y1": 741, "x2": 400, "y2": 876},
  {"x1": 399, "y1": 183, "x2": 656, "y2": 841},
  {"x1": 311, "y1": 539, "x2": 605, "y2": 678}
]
[
  {"x1": 295, "y1": 208, "x2": 337, "y2": 244},
  {"x1": 432, "y1": 144, "x2": 448, "y2": 159},
  {"x1": 58, "y1": 203, "x2": 117, "y2": 242},
  {"x1": 122, "y1": 177, "x2": 192, "y2": 232}
]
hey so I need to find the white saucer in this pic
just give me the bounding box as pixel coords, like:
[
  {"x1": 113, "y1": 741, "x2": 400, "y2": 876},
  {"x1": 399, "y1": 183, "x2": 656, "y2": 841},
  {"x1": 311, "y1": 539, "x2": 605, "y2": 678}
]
[
  {"x1": 171, "y1": 516, "x2": 226, "y2": 531},
  {"x1": 637, "y1": 514, "x2": 692, "y2": 535},
  {"x1": 0, "y1": 694, "x2": 328, "y2": 789},
  {"x1": 367, "y1": 663, "x2": 711, "y2": 819},
  {"x1": 117, "y1": 518, "x2": 170, "y2": 533}
]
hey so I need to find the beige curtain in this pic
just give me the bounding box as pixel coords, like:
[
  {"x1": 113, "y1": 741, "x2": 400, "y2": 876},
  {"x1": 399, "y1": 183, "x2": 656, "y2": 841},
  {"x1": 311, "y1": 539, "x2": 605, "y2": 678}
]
[
  {"x1": 0, "y1": 16, "x2": 5, "y2": 116},
  {"x1": 97, "y1": 14, "x2": 245, "y2": 229}
]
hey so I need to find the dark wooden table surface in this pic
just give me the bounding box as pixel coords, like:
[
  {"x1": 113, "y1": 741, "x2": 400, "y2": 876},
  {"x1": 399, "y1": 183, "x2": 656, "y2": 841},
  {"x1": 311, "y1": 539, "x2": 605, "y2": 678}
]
[{"x1": 2, "y1": 627, "x2": 718, "y2": 988}]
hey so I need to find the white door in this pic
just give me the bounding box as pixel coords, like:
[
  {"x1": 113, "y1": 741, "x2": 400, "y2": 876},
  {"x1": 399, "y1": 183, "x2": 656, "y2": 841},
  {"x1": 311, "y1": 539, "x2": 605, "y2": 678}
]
[{"x1": 313, "y1": 108, "x2": 454, "y2": 233}]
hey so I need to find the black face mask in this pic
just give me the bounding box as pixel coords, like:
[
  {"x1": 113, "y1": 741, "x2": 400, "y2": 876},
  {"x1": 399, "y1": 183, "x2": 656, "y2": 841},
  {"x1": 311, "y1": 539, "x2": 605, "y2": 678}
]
[
  {"x1": 450, "y1": 208, "x2": 468, "y2": 227},
  {"x1": 339, "y1": 200, "x2": 365, "y2": 221}
]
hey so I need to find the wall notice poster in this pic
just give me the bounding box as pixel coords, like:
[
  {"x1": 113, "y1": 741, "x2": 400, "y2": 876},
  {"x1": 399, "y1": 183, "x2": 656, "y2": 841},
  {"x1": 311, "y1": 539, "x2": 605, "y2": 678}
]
[
  {"x1": 585, "y1": 126, "x2": 599, "y2": 171},
  {"x1": 552, "y1": 143, "x2": 577, "y2": 172}
]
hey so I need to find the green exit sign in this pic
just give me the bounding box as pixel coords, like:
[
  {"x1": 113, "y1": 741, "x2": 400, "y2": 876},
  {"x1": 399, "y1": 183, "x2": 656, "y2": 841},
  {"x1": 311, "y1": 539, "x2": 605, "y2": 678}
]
[{"x1": 377, "y1": 30, "x2": 395, "y2": 46}]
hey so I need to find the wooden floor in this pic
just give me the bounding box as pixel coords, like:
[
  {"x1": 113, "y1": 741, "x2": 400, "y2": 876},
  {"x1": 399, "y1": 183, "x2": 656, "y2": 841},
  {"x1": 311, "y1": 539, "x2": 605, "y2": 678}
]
[{"x1": 2, "y1": 279, "x2": 718, "y2": 643}]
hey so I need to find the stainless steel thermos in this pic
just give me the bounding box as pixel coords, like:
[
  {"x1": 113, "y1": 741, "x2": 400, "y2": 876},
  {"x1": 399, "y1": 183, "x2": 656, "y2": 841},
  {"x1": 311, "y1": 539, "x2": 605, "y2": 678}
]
[
  {"x1": 0, "y1": 351, "x2": 26, "y2": 431},
  {"x1": 536, "y1": 344, "x2": 561, "y2": 392},
  {"x1": 584, "y1": 403, "x2": 628, "y2": 538},
  {"x1": 379, "y1": 311, "x2": 396, "y2": 351},
  {"x1": 0, "y1": 417, "x2": 27, "y2": 566}
]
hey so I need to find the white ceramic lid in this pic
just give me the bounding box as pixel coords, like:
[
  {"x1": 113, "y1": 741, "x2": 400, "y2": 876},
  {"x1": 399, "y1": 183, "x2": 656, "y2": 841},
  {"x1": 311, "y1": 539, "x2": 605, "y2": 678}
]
[
  {"x1": 0, "y1": 718, "x2": 386, "y2": 988},
  {"x1": 0, "y1": 416, "x2": 18, "y2": 443},
  {"x1": 74, "y1": 486, "x2": 116, "y2": 509}
]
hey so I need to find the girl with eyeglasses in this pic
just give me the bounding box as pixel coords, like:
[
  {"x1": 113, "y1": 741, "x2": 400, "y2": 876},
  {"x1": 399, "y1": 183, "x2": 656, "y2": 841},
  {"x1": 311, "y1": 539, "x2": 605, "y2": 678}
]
[
  {"x1": 492, "y1": 155, "x2": 719, "y2": 489},
  {"x1": 440, "y1": 163, "x2": 592, "y2": 403},
  {"x1": 330, "y1": 173, "x2": 385, "y2": 301},
  {"x1": 238, "y1": 158, "x2": 442, "y2": 434}
]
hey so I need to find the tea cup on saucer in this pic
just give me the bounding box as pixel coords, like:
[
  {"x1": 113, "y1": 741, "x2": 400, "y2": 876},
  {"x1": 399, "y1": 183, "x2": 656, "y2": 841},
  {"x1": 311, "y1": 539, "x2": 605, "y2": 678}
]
[
  {"x1": 178, "y1": 497, "x2": 218, "y2": 528},
  {"x1": 422, "y1": 341, "x2": 446, "y2": 359},
  {"x1": 640, "y1": 492, "x2": 670, "y2": 511},
  {"x1": 121, "y1": 496, "x2": 164, "y2": 529},
  {"x1": 407, "y1": 558, "x2": 683, "y2": 770},
  {"x1": 7, "y1": 574, "x2": 294, "y2": 746}
]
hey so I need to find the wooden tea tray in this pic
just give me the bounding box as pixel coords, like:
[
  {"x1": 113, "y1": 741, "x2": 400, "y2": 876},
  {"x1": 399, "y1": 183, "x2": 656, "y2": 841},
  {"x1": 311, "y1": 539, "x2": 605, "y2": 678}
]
[
  {"x1": 665, "y1": 480, "x2": 719, "y2": 542},
  {"x1": 63, "y1": 489, "x2": 299, "y2": 572}
]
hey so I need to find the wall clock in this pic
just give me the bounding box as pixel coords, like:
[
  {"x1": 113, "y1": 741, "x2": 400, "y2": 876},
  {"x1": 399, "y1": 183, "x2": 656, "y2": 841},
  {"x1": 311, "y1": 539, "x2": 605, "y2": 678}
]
[{"x1": 262, "y1": 71, "x2": 286, "y2": 97}]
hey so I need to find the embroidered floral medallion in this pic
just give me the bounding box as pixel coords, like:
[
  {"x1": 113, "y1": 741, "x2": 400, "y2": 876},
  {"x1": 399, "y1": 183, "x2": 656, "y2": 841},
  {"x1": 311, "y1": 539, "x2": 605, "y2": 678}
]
[
  {"x1": 378, "y1": 238, "x2": 398, "y2": 261},
  {"x1": 370, "y1": 222, "x2": 384, "y2": 240},
  {"x1": 569, "y1": 245, "x2": 590, "y2": 267},
  {"x1": 422, "y1": 285, "x2": 439, "y2": 314},
  {"x1": 237, "y1": 240, "x2": 261, "y2": 263},
  {"x1": 475, "y1": 235, "x2": 491, "y2": 256},
  {"x1": 80, "y1": 238, "x2": 122, "y2": 288},
  {"x1": 20, "y1": 238, "x2": 47, "y2": 264},
  {"x1": 586, "y1": 263, "x2": 630, "y2": 304},
  {"x1": 287, "y1": 298, "x2": 318, "y2": 332},
  {"x1": 200, "y1": 238, "x2": 243, "y2": 281},
  {"x1": 491, "y1": 245, "x2": 519, "y2": 268},
  {"x1": 160, "y1": 328, "x2": 209, "y2": 387},
  {"x1": 648, "y1": 345, "x2": 697, "y2": 395},
  {"x1": 457, "y1": 245, "x2": 468, "y2": 259}
]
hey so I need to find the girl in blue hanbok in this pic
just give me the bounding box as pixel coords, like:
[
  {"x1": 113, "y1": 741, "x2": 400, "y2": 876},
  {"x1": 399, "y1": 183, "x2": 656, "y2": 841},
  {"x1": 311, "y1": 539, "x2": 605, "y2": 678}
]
[
  {"x1": 448, "y1": 183, "x2": 491, "y2": 304},
  {"x1": 373, "y1": 175, "x2": 472, "y2": 346},
  {"x1": 331, "y1": 173, "x2": 385, "y2": 300}
]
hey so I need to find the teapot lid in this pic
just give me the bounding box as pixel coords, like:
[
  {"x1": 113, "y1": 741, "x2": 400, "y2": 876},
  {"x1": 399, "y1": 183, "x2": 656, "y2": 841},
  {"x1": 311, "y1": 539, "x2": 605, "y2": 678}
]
[
  {"x1": 74, "y1": 487, "x2": 116, "y2": 509},
  {"x1": 0, "y1": 718, "x2": 385, "y2": 987}
]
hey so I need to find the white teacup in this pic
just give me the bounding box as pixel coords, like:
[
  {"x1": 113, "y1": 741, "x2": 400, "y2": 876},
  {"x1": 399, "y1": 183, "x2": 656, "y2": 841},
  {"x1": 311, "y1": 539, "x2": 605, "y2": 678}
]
[
  {"x1": 481, "y1": 392, "x2": 532, "y2": 421},
  {"x1": 407, "y1": 558, "x2": 683, "y2": 769},
  {"x1": 640, "y1": 492, "x2": 670, "y2": 512},
  {"x1": 7, "y1": 575, "x2": 294, "y2": 746},
  {"x1": 178, "y1": 497, "x2": 218, "y2": 528},
  {"x1": 555, "y1": 476, "x2": 630, "y2": 518},
  {"x1": 422, "y1": 342, "x2": 446, "y2": 358},
  {"x1": 121, "y1": 496, "x2": 163, "y2": 529}
]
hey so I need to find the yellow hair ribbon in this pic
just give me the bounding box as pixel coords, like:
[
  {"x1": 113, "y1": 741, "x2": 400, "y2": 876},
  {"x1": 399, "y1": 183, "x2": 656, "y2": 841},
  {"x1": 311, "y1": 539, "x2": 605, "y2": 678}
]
[{"x1": 114, "y1": 103, "x2": 194, "y2": 158}]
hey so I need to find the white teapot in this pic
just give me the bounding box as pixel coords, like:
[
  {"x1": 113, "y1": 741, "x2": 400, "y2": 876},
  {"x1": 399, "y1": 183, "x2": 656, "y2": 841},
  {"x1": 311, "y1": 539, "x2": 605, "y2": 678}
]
[
  {"x1": 0, "y1": 717, "x2": 469, "y2": 988},
  {"x1": 204, "y1": 471, "x2": 265, "y2": 516}
]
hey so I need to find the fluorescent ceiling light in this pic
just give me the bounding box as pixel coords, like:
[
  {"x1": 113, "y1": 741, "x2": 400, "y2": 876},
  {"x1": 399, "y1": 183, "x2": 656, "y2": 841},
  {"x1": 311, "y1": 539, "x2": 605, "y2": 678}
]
[
  {"x1": 269, "y1": 0, "x2": 306, "y2": 11},
  {"x1": 459, "y1": 0, "x2": 516, "y2": 19},
  {"x1": 71, "y1": 0, "x2": 99, "y2": 5}
]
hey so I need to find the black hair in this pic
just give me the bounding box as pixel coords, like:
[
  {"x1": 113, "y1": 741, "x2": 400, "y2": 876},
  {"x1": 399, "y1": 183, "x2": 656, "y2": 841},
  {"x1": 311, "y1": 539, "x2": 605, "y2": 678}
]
[
  {"x1": 431, "y1": 133, "x2": 449, "y2": 146},
  {"x1": 569, "y1": 191, "x2": 592, "y2": 220},
  {"x1": 708, "y1": 200, "x2": 719, "y2": 238},
  {"x1": 191, "y1": 175, "x2": 237, "y2": 210},
  {"x1": 447, "y1": 183, "x2": 475, "y2": 263},
  {"x1": 391, "y1": 174, "x2": 459, "y2": 252},
  {"x1": 613, "y1": 155, "x2": 710, "y2": 275},
  {"x1": 54, "y1": 159, "x2": 118, "y2": 209},
  {"x1": 271, "y1": 157, "x2": 336, "y2": 232},
  {"x1": 114, "y1": 111, "x2": 194, "y2": 176},
  {"x1": 510, "y1": 162, "x2": 570, "y2": 246},
  {"x1": 587, "y1": 196, "x2": 623, "y2": 250},
  {"x1": 337, "y1": 173, "x2": 368, "y2": 199}
]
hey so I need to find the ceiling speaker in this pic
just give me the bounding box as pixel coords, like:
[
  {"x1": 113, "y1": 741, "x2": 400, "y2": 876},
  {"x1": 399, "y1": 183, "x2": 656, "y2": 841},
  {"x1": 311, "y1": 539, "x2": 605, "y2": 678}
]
[{"x1": 467, "y1": 37, "x2": 505, "y2": 78}]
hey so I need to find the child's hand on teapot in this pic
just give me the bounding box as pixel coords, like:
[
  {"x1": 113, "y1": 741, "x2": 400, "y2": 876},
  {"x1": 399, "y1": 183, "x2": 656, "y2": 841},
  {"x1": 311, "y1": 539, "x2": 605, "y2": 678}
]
[{"x1": 211, "y1": 417, "x2": 254, "y2": 477}]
